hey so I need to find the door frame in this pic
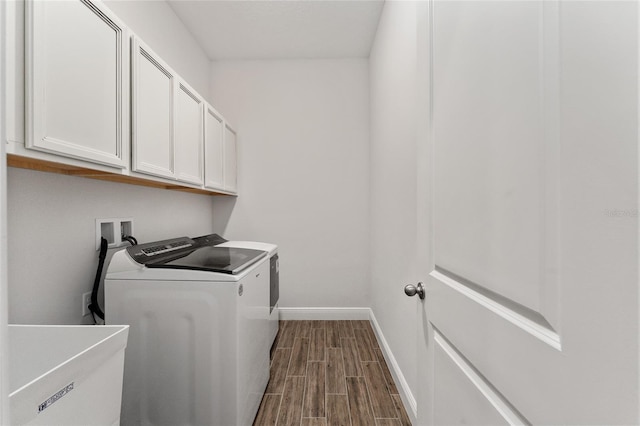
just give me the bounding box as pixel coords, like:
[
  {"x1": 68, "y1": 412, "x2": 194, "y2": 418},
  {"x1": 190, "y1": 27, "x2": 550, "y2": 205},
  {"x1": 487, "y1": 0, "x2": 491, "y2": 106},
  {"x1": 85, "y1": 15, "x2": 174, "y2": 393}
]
[{"x1": 1, "y1": 0, "x2": 11, "y2": 422}]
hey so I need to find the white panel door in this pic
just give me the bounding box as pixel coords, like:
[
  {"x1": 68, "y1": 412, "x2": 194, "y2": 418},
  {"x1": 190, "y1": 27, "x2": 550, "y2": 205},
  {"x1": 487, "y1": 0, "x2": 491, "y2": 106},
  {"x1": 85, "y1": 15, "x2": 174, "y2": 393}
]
[
  {"x1": 204, "y1": 105, "x2": 225, "y2": 190},
  {"x1": 175, "y1": 82, "x2": 204, "y2": 185},
  {"x1": 416, "y1": 2, "x2": 639, "y2": 424},
  {"x1": 131, "y1": 38, "x2": 175, "y2": 179},
  {"x1": 25, "y1": 0, "x2": 127, "y2": 168},
  {"x1": 224, "y1": 124, "x2": 238, "y2": 193}
]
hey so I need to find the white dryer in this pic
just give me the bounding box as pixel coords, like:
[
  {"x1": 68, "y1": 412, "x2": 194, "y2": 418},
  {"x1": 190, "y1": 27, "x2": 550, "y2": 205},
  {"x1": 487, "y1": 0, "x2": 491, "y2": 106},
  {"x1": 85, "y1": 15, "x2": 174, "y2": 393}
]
[
  {"x1": 105, "y1": 234, "x2": 271, "y2": 426},
  {"x1": 217, "y1": 240, "x2": 279, "y2": 347}
]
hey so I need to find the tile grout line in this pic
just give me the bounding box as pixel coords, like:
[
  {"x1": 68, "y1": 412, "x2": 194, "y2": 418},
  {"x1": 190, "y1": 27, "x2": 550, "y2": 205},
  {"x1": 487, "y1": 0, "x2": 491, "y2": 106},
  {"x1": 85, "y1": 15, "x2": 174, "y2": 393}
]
[
  {"x1": 324, "y1": 345, "x2": 329, "y2": 425},
  {"x1": 327, "y1": 330, "x2": 351, "y2": 426},
  {"x1": 361, "y1": 360, "x2": 381, "y2": 421},
  {"x1": 343, "y1": 356, "x2": 354, "y2": 426},
  {"x1": 277, "y1": 324, "x2": 292, "y2": 426},
  {"x1": 273, "y1": 393, "x2": 284, "y2": 426},
  {"x1": 323, "y1": 354, "x2": 327, "y2": 424},
  {"x1": 273, "y1": 337, "x2": 293, "y2": 426},
  {"x1": 323, "y1": 344, "x2": 329, "y2": 423},
  {"x1": 299, "y1": 358, "x2": 310, "y2": 426},
  {"x1": 339, "y1": 339, "x2": 353, "y2": 426},
  {"x1": 336, "y1": 344, "x2": 353, "y2": 426}
]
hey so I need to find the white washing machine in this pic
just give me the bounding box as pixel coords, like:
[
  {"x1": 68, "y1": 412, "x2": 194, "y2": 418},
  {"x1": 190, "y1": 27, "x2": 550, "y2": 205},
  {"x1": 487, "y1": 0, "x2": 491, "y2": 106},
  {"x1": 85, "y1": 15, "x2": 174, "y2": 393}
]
[
  {"x1": 104, "y1": 234, "x2": 271, "y2": 426},
  {"x1": 217, "y1": 240, "x2": 279, "y2": 347}
]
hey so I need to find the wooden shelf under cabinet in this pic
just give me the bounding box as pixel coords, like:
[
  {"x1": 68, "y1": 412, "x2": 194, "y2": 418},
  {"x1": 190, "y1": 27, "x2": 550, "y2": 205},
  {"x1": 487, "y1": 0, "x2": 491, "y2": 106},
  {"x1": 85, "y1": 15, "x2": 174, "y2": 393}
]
[{"x1": 7, "y1": 154, "x2": 234, "y2": 197}]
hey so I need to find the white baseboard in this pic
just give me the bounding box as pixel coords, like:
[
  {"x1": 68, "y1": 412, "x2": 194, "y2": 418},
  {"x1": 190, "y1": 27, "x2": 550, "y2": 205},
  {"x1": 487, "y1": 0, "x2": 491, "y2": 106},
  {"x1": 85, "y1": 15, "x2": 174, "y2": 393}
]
[
  {"x1": 277, "y1": 306, "x2": 417, "y2": 424},
  {"x1": 278, "y1": 307, "x2": 370, "y2": 320},
  {"x1": 369, "y1": 310, "x2": 418, "y2": 425}
]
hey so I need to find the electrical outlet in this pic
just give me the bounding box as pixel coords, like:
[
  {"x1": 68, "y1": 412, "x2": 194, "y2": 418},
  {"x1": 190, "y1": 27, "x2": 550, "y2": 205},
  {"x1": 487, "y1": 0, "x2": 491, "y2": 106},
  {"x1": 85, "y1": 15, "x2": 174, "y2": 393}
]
[{"x1": 82, "y1": 292, "x2": 92, "y2": 317}]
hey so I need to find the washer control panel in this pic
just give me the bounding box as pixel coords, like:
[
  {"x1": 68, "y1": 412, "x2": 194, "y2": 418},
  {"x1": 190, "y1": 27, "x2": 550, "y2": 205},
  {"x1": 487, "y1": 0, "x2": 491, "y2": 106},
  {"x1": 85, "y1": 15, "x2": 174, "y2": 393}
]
[
  {"x1": 141, "y1": 241, "x2": 193, "y2": 257},
  {"x1": 127, "y1": 237, "x2": 195, "y2": 264}
]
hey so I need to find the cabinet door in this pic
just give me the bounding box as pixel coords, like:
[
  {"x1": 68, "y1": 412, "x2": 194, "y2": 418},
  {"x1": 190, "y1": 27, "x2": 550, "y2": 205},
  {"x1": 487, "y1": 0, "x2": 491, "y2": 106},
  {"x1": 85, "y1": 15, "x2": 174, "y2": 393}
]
[
  {"x1": 224, "y1": 124, "x2": 238, "y2": 193},
  {"x1": 131, "y1": 38, "x2": 175, "y2": 179},
  {"x1": 175, "y1": 82, "x2": 204, "y2": 185},
  {"x1": 25, "y1": 0, "x2": 128, "y2": 168},
  {"x1": 204, "y1": 105, "x2": 225, "y2": 190}
]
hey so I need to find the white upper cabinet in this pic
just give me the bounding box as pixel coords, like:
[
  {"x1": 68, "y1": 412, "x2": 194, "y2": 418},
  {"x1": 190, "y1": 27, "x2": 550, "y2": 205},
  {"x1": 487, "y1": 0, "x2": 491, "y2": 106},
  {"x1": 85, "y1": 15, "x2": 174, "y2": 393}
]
[
  {"x1": 131, "y1": 38, "x2": 175, "y2": 179},
  {"x1": 25, "y1": 0, "x2": 128, "y2": 168},
  {"x1": 175, "y1": 82, "x2": 204, "y2": 185},
  {"x1": 17, "y1": 0, "x2": 236, "y2": 194},
  {"x1": 204, "y1": 105, "x2": 225, "y2": 190},
  {"x1": 224, "y1": 124, "x2": 238, "y2": 193}
]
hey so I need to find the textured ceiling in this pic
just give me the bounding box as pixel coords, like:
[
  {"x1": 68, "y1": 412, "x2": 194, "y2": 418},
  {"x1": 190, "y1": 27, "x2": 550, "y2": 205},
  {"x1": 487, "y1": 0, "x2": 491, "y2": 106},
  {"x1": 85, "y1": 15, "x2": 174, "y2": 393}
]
[{"x1": 167, "y1": 0, "x2": 385, "y2": 60}]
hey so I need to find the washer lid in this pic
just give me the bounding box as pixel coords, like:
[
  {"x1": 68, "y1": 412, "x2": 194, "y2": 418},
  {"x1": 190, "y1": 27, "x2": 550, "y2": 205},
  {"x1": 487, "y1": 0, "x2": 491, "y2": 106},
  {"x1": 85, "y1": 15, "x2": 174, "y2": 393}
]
[
  {"x1": 126, "y1": 234, "x2": 267, "y2": 275},
  {"x1": 146, "y1": 246, "x2": 267, "y2": 275}
]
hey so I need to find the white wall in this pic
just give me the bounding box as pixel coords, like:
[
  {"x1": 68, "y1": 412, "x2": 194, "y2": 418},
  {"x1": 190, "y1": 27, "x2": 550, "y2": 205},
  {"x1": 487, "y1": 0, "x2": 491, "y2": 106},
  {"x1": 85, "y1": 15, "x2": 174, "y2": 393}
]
[
  {"x1": 104, "y1": 0, "x2": 211, "y2": 99},
  {"x1": 369, "y1": 0, "x2": 419, "y2": 407},
  {"x1": 7, "y1": 1, "x2": 216, "y2": 325},
  {"x1": 209, "y1": 59, "x2": 370, "y2": 308}
]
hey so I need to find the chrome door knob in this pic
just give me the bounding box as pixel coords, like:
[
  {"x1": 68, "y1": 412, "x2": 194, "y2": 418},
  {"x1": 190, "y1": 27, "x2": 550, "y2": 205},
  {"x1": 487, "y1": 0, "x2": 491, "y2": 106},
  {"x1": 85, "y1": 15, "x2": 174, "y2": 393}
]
[{"x1": 404, "y1": 282, "x2": 425, "y2": 300}]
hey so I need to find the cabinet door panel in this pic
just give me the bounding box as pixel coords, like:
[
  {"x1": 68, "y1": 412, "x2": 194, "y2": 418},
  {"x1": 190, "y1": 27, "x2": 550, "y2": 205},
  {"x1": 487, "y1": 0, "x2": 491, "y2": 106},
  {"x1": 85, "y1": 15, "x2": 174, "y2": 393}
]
[
  {"x1": 224, "y1": 124, "x2": 237, "y2": 193},
  {"x1": 204, "y1": 106, "x2": 224, "y2": 190},
  {"x1": 175, "y1": 83, "x2": 204, "y2": 185},
  {"x1": 26, "y1": 0, "x2": 127, "y2": 168},
  {"x1": 131, "y1": 40, "x2": 175, "y2": 179}
]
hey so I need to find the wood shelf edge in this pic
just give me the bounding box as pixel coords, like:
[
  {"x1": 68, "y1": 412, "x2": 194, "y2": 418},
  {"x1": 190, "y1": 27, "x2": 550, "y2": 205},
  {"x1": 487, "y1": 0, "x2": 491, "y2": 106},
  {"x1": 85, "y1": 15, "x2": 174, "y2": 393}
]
[{"x1": 6, "y1": 154, "x2": 234, "y2": 197}]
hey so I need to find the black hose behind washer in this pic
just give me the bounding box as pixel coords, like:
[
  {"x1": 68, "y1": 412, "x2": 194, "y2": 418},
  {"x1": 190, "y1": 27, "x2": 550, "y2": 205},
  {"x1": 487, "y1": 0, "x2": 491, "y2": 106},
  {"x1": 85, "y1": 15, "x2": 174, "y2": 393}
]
[{"x1": 89, "y1": 237, "x2": 108, "y2": 320}]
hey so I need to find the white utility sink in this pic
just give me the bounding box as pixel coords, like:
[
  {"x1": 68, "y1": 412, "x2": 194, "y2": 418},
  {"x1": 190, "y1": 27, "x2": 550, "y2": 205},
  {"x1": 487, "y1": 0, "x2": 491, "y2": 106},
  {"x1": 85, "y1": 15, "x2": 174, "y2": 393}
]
[{"x1": 9, "y1": 325, "x2": 129, "y2": 426}]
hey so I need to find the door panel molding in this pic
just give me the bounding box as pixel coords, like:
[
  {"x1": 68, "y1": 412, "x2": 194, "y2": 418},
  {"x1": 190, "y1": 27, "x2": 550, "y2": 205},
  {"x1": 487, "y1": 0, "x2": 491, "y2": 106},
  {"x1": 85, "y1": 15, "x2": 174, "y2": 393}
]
[
  {"x1": 430, "y1": 0, "x2": 561, "y2": 347},
  {"x1": 536, "y1": 0, "x2": 561, "y2": 332},
  {"x1": 433, "y1": 328, "x2": 529, "y2": 425},
  {"x1": 431, "y1": 268, "x2": 560, "y2": 350},
  {"x1": 178, "y1": 83, "x2": 200, "y2": 105},
  {"x1": 431, "y1": 0, "x2": 561, "y2": 334}
]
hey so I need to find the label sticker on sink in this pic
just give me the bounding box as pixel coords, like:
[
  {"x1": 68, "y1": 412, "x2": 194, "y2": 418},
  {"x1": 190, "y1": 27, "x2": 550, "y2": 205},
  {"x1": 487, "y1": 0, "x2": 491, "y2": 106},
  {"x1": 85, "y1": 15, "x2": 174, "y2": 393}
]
[{"x1": 38, "y1": 382, "x2": 74, "y2": 413}]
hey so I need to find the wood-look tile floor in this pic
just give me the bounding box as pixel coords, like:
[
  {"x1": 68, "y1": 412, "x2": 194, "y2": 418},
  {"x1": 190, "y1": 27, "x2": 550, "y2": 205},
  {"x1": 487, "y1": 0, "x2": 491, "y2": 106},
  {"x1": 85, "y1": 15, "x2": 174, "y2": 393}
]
[{"x1": 254, "y1": 320, "x2": 412, "y2": 426}]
